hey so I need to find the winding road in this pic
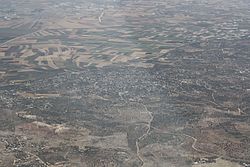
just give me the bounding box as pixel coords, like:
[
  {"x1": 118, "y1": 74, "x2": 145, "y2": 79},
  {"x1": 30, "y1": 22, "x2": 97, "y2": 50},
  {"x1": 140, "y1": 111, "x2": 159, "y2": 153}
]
[
  {"x1": 135, "y1": 103, "x2": 154, "y2": 166},
  {"x1": 98, "y1": 10, "x2": 105, "y2": 23},
  {"x1": 152, "y1": 127, "x2": 250, "y2": 164}
]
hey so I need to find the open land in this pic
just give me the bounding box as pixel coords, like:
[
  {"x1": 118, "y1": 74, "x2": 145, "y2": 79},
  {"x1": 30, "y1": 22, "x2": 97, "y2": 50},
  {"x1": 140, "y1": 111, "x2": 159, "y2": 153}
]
[{"x1": 0, "y1": 0, "x2": 250, "y2": 166}]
